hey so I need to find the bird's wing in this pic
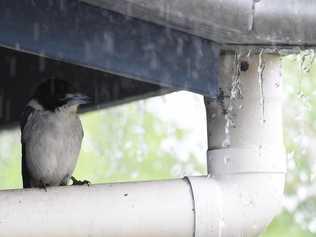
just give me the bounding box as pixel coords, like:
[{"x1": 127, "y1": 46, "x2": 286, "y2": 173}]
[{"x1": 20, "y1": 105, "x2": 35, "y2": 188}]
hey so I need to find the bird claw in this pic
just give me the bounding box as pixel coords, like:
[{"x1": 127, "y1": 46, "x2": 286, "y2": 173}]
[
  {"x1": 71, "y1": 176, "x2": 91, "y2": 186},
  {"x1": 39, "y1": 180, "x2": 48, "y2": 192}
]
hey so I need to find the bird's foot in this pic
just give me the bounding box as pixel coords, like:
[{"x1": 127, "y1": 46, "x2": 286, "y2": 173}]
[
  {"x1": 39, "y1": 180, "x2": 48, "y2": 192},
  {"x1": 71, "y1": 176, "x2": 91, "y2": 186}
]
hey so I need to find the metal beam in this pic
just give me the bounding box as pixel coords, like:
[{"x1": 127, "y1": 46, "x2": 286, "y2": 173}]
[
  {"x1": 0, "y1": 47, "x2": 170, "y2": 128},
  {"x1": 83, "y1": 0, "x2": 316, "y2": 47},
  {"x1": 0, "y1": 0, "x2": 219, "y2": 97}
]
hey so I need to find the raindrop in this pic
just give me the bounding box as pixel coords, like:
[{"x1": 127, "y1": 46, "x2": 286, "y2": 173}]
[
  {"x1": 252, "y1": 224, "x2": 258, "y2": 230},
  {"x1": 223, "y1": 156, "x2": 232, "y2": 166},
  {"x1": 143, "y1": 44, "x2": 159, "y2": 70},
  {"x1": 60, "y1": 0, "x2": 65, "y2": 11},
  {"x1": 240, "y1": 192, "x2": 255, "y2": 207},
  {"x1": 84, "y1": 41, "x2": 92, "y2": 60},
  {"x1": 284, "y1": 196, "x2": 298, "y2": 212},
  {"x1": 57, "y1": 51, "x2": 64, "y2": 59},
  {"x1": 15, "y1": 43, "x2": 20, "y2": 50},
  {"x1": 5, "y1": 100, "x2": 10, "y2": 121},
  {"x1": 294, "y1": 212, "x2": 305, "y2": 225},
  {"x1": 0, "y1": 89, "x2": 4, "y2": 119},
  {"x1": 103, "y1": 32, "x2": 115, "y2": 54},
  {"x1": 149, "y1": 53, "x2": 158, "y2": 70},
  {"x1": 287, "y1": 152, "x2": 296, "y2": 170},
  {"x1": 192, "y1": 70, "x2": 199, "y2": 80},
  {"x1": 258, "y1": 145, "x2": 263, "y2": 158},
  {"x1": 248, "y1": 0, "x2": 257, "y2": 32},
  {"x1": 130, "y1": 171, "x2": 139, "y2": 179},
  {"x1": 299, "y1": 172, "x2": 308, "y2": 183},
  {"x1": 164, "y1": 3, "x2": 171, "y2": 21},
  {"x1": 39, "y1": 52, "x2": 46, "y2": 72},
  {"x1": 308, "y1": 219, "x2": 316, "y2": 233},
  {"x1": 9, "y1": 57, "x2": 16, "y2": 78},
  {"x1": 247, "y1": 48, "x2": 253, "y2": 58},
  {"x1": 126, "y1": 2, "x2": 133, "y2": 15},
  {"x1": 248, "y1": 199, "x2": 255, "y2": 207},
  {"x1": 222, "y1": 50, "x2": 242, "y2": 147},
  {"x1": 33, "y1": 22, "x2": 40, "y2": 41},
  {"x1": 48, "y1": 0, "x2": 53, "y2": 7},
  {"x1": 297, "y1": 49, "x2": 315, "y2": 73},
  {"x1": 257, "y1": 49, "x2": 266, "y2": 123},
  {"x1": 222, "y1": 136, "x2": 231, "y2": 148},
  {"x1": 176, "y1": 38, "x2": 184, "y2": 56},
  {"x1": 219, "y1": 218, "x2": 225, "y2": 229},
  {"x1": 207, "y1": 173, "x2": 215, "y2": 179},
  {"x1": 230, "y1": 51, "x2": 243, "y2": 100},
  {"x1": 297, "y1": 186, "x2": 307, "y2": 201}
]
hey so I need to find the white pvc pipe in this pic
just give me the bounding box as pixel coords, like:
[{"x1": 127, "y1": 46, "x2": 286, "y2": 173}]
[
  {"x1": 0, "y1": 54, "x2": 286, "y2": 237},
  {"x1": 0, "y1": 180, "x2": 194, "y2": 237},
  {"x1": 204, "y1": 53, "x2": 286, "y2": 236}
]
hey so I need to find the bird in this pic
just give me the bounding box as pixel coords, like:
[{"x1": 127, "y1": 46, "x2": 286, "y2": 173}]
[{"x1": 20, "y1": 78, "x2": 90, "y2": 189}]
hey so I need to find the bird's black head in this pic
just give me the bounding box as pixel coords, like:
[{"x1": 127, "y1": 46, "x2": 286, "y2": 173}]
[{"x1": 33, "y1": 78, "x2": 89, "y2": 111}]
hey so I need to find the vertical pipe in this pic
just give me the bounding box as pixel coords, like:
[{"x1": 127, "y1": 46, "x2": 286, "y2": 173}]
[{"x1": 204, "y1": 52, "x2": 286, "y2": 236}]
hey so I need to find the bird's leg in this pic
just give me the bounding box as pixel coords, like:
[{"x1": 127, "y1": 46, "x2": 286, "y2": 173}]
[
  {"x1": 71, "y1": 176, "x2": 91, "y2": 186},
  {"x1": 39, "y1": 180, "x2": 48, "y2": 192},
  {"x1": 60, "y1": 174, "x2": 71, "y2": 186}
]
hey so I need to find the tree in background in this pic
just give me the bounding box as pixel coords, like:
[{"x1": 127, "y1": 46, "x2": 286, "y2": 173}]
[{"x1": 75, "y1": 96, "x2": 206, "y2": 183}]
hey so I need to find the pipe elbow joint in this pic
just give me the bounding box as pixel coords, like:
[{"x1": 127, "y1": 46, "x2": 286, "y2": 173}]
[{"x1": 186, "y1": 147, "x2": 286, "y2": 237}]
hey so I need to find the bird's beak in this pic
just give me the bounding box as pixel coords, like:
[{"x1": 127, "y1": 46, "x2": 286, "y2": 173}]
[{"x1": 62, "y1": 93, "x2": 91, "y2": 106}]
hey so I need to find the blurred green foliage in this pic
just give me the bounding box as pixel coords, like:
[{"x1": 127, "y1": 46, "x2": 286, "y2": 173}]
[{"x1": 75, "y1": 101, "x2": 205, "y2": 183}]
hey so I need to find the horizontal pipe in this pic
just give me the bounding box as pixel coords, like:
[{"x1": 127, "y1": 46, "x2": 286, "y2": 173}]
[
  {"x1": 0, "y1": 173, "x2": 285, "y2": 237},
  {"x1": 82, "y1": 0, "x2": 316, "y2": 46},
  {"x1": 0, "y1": 179, "x2": 194, "y2": 237}
]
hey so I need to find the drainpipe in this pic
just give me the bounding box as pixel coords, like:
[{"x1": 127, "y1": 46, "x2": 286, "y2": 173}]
[
  {"x1": 0, "y1": 53, "x2": 286, "y2": 237},
  {"x1": 201, "y1": 52, "x2": 287, "y2": 236}
]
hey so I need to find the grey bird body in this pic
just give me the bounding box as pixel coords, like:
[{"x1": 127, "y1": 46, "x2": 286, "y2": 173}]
[
  {"x1": 22, "y1": 100, "x2": 83, "y2": 187},
  {"x1": 21, "y1": 79, "x2": 88, "y2": 188}
]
